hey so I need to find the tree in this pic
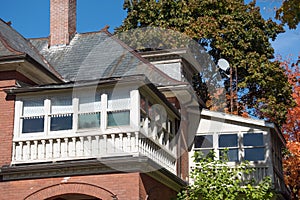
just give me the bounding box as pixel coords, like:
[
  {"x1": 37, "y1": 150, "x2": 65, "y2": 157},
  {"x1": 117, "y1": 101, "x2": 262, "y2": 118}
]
[
  {"x1": 281, "y1": 56, "x2": 300, "y2": 199},
  {"x1": 117, "y1": 0, "x2": 294, "y2": 125},
  {"x1": 276, "y1": 0, "x2": 300, "y2": 29},
  {"x1": 177, "y1": 151, "x2": 274, "y2": 200}
]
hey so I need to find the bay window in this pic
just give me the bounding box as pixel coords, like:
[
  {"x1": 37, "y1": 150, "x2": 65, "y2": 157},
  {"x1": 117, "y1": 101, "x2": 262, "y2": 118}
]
[{"x1": 17, "y1": 90, "x2": 135, "y2": 136}]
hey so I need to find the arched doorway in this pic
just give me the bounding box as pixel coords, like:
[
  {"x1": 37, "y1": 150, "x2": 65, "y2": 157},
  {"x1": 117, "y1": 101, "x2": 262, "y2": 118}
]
[
  {"x1": 24, "y1": 182, "x2": 117, "y2": 200},
  {"x1": 46, "y1": 194, "x2": 100, "y2": 200}
]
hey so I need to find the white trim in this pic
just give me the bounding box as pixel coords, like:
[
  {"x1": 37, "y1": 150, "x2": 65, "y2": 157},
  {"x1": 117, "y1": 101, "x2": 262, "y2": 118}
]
[{"x1": 200, "y1": 109, "x2": 274, "y2": 128}]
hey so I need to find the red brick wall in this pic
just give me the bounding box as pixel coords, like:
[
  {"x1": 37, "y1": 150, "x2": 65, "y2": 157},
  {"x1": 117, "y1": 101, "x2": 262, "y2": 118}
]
[
  {"x1": 0, "y1": 172, "x2": 180, "y2": 200},
  {"x1": 0, "y1": 173, "x2": 139, "y2": 200},
  {"x1": 0, "y1": 71, "x2": 36, "y2": 166},
  {"x1": 178, "y1": 107, "x2": 190, "y2": 181},
  {"x1": 50, "y1": 0, "x2": 76, "y2": 46},
  {"x1": 0, "y1": 78, "x2": 15, "y2": 166},
  {"x1": 139, "y1": 174, "x2": 178, "y2": 200}
]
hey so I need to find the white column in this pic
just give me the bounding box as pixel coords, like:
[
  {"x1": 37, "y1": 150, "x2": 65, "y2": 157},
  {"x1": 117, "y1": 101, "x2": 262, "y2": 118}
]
[
  {"x1": 101, "y1": 94, "x2": 108, "y2": 131},
  {"x1": 19, "y1": 141, "x2": 23, "y2": 161},
  {"x1": 41, "y1": 140, "x2": 46, "y2": 159},
  {"x1": 80, "y1": 137, "x2": 84, "y2": 156},
  {"x1": 13, "y1": 100, "x2": 23, "y2": 138},
  {"x1": 130, "y1": 90, "x2": 140, "y2": 131},
  {"x1": 26, "y1": 141, "x2": 31, "y2": 160},
  {"x1": 34, "y1": 140, "x2": 38, "y2": 160},
  {"x1": 45, "y1": 99, "x2": 51, "y2": 135},
  {"x1": 87, "y1": 136, "x2": 92, "y2": 156},
  {"x1": 49, "y1": 139, "x2": 53, "y2": 159},
  {"x1": 64, "y1": 138, "x2": 69, "y2": 157},
  {"x1": 57, "y1": 138, "x2": 61, "y2": 158},
  {"x1": 72, "y1": 137, "x2": 76, "y2": 157},
  {"x1": 95, "y1": 135, "x2": 100, "y2": 156},
  {"x1": 73, "y1": 97, "x2": 79, "y2": 131},
  {"x1": 12, "y1": 142, "x2": 16, "y2": 162}
]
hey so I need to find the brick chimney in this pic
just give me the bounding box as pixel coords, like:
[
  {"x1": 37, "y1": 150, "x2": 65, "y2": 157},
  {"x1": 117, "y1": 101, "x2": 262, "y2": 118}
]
[{"x1": 50, "y1": 0, "x2": 76, "y2": 46}]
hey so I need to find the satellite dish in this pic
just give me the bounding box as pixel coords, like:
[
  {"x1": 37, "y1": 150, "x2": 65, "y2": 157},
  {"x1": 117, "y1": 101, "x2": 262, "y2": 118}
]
[{"x1": 217, "y1": 58, "x2": 230, "y2": 71}]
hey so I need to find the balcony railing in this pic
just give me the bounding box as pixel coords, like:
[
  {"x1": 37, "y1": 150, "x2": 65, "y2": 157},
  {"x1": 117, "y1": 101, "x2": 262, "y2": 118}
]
[{"x1": 11, "y1": 131, "x2": 176, "y2": 174}]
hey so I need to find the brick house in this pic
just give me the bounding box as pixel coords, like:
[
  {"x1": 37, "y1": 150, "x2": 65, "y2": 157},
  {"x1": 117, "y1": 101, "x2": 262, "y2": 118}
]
[{"x1": 0, "y1": 0, "x2": 289, "y2": 199}]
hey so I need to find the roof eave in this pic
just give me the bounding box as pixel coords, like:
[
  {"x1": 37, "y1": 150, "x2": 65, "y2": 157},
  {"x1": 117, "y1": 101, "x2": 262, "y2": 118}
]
[{"x1": 0, "y1": 53, "x2": 64, "y2": 83}]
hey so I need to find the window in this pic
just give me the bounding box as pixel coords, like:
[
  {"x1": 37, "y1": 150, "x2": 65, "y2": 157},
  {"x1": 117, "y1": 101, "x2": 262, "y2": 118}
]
[
  {"x1": 219, "y1": 134, "x2": 238, "y2": 161},
  {"x1": 194, "y1": 132, "x2": 265, "y2": 162},
  {"x1": 107, "y1": 90, "x2": 130, "y2": 127},
  {"x1": 78, "y1": 95, "x2": 101, "y2": 129},
  {"x1": 108, "y1": 111, "x2": 130, "y2": 126},
  {"x1": 194, "y1": 135, "x2": 213, "y2": 157},
  {"x1": 22, "y1": 99, "x2": 44, "y2": 133},
  {"x1": 243, "y1": 133, "x2": 265, "y2": 161},
  {"x1": 50, "y1": 96, "x2": 73, "y2": 131}
]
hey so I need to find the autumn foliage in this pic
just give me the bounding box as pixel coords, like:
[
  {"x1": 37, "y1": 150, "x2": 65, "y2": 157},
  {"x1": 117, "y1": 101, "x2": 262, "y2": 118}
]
[{"x1": 281, "y1": 56, "x2": 300, "y2": 200}]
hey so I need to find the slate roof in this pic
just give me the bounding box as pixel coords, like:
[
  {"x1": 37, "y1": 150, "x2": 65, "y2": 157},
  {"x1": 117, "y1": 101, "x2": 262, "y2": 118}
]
[
  {"x1": 30, "y1": 30, "x2": 183, "y2": 86},
  {"x1": 0, "y1": 19, "x2": 60, "y2": 79}
]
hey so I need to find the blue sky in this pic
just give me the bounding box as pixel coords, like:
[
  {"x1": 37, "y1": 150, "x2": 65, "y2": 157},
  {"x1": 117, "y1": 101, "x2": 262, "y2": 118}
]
[{"x1": 0, "y1": 0, "x2": 299, "y2": 61}]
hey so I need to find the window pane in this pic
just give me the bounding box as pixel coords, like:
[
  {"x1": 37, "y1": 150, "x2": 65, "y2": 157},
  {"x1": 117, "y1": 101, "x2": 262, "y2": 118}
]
[
  {"x1": 23, "y1": 99, "x2": 44, "y2": 116},
  {"x1": 245, "y1": 148, "x2": 265, "y2": 161},
  {"x1": 220, "y1": 149, "x2": 238, "y2": 161},
  {"x1": 219, "y1": 134, "x2": 238, "y2": 147},
  {"x1": 51, "y1": 97, "x2": 72, "y2": 114},
  {"x1": 22, "y1": 117, "x2": 44, "y2": 133},
  {"x1": 108, "y1": 111, "x2": 130, "y2": 126},
  {"x1": 78, "y1": 113, "x2": 100, "y2": 129},
  {"x1": 244, "y1": 133, "x2": 264, "y2": 146},
  {"x1": 79, "y1": 95, "x2": 101, "y2": 112},
  {"x1": 50, "y1": 114, "x2": 73, "y2": 131},
  {"x1": 194, "y1": 135, "x2": 213, "y2": 148}
]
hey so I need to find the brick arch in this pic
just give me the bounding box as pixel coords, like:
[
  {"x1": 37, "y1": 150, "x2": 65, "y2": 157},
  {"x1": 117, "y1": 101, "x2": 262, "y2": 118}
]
[{"x1": 24, "y1": 182, "x2": 118, "y2": 200}]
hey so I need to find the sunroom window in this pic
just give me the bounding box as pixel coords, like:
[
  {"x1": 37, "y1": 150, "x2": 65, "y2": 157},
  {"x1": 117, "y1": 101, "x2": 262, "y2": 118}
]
[
  {"x1": 50, "y1": 96, "x2": 73, "y2": 131},
  {"x1": 22, "y1": 99, "x2": 44, "y2": 133},
  {"x1": 243, "y1": 133, "x2": 265, "y2": 161},
  {"x1": 219, "y1": 134, "x2": 238, "y2": 161},
  {"x1": 194, "y1": 132, "x2": 265, "y2": 162},
  {"x1": 194, "y1": 135, "x2": 214, "y2": 157}
]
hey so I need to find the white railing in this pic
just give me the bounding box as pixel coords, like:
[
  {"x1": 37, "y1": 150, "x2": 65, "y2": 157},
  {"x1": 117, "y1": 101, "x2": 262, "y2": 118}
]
[
  {"x1": 11, "y1": 131, "x2": 176, "y2": 174},
  {"x1": 242, "y1": 166, "x2": 269, "y2": 184}
]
